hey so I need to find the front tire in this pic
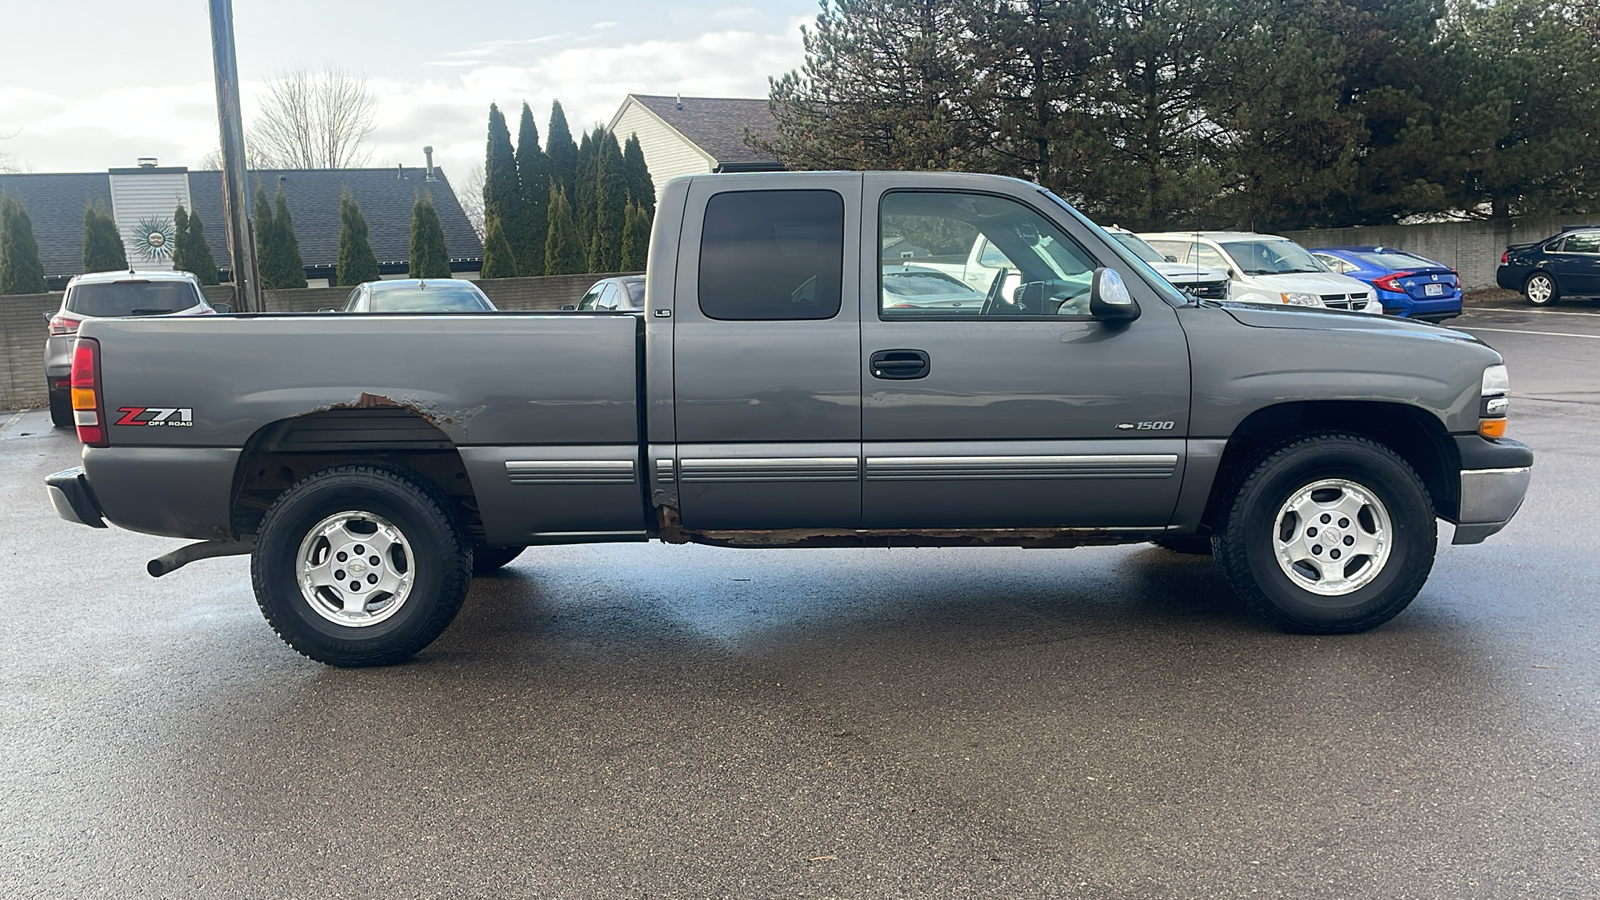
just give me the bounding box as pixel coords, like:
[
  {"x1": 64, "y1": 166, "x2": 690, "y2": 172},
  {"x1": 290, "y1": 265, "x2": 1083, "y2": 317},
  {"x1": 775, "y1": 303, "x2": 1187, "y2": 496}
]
[
  {"x1": 48, "y1": 388, "x2": 72, "y2": 428},
  {"x1": 1214, "y1": 433, "x2": 1435, "y2": 634},
  {"x1": 1524, "y1": 272, "x2": 1558, "y2": 306},
  {"x1": 251, "y1": 464, "x2": 471, "y2": 667}
]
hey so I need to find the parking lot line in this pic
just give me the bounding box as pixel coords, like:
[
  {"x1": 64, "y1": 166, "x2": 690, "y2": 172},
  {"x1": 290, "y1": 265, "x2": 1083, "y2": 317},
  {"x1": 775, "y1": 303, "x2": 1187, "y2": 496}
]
[
  {"x1": 1460, "y1": 326, "x2": 1600, "y2": 340},
  {"x1": 1, "y1": 408, "x2": 29, "y2": 436},
  {"x1": 1461, "y1": 308, "x2": 1600, "y2": 319}
]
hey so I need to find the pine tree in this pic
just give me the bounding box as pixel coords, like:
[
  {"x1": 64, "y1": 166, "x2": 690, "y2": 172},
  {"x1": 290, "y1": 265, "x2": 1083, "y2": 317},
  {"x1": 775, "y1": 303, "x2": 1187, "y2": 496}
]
[
  {"x1": 513, "y1": 101, "x2": 551, "y2": 276},
  {"x1": 574, "y1": 129, "x2": 599, "y2": 257},
  {"x1": 545, "y1": 100, "x2": 578, "y2": 208},
  {"x1": 184, "y1": 210, "x2": 220, "y2": 285},
  {"x1": 480, "y1": 217, "x2": 519, "y2": 279},
  {"x1": 621, "y1": 133, "x2": 656, "y2": 217},
  {"x1": 620, "y1": 200, "x2": 651, "y2": 271},
  {"x1": 253, "y1": 184, "x2": 280, "y2": 286},
  {"x1": 543, "y1": 186, "x2": 584, "y2": 276},
  {"x1": 409, "y1": 193, "x2": 452, "y2": 279},
  {"x1": 171, "y1": 204, "x2": 190, "y2": 272},
  {"x1": 0, "y1": 194, "x2": 48, "y2": 295},
  {"x1": 272, "y1": 187, "x2": 307, "y2": 288},
  {"x1": 588, "y1": 132, "x2": 627, "y2": 272},
  {"x1": 483, "y1": 103, "x2": 523, "y2": 258},
  {"x1": 336, "y1": 190, "x2": 380, "y2": 285},
  {"x1": 82, "y1": 202, "x2": 129, "y2": 272}
]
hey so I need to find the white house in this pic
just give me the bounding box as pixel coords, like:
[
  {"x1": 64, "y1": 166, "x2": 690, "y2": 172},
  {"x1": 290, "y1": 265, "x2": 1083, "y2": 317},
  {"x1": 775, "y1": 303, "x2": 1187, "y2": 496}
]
[{"x1": 607, "y1": 94, "x2": 785, "y2": 193}]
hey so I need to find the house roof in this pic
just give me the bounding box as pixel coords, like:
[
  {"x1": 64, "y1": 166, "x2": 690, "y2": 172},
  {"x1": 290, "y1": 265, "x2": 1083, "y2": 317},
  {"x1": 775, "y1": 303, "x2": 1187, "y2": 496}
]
[
  {"x1": 0, "y1": 166, "x2": 482, "y2": 281},
  {"x1": 624, "y1": 95, "x2": 781, "y2": 169},
  {"x1": 0, "y1": 172, "x2": 115, "y2": 279},
  {"x1": 187, "y1": 167, "x2": 483, "y2": 269}
]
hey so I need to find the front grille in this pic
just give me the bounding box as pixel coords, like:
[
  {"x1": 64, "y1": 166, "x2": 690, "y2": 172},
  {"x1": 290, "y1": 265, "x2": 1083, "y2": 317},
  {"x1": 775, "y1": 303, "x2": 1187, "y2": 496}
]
[
  {"x1": 1187, "y1": 281, "x2": 1229, "y2": 301},
  {"x1": 1319, "y1": 293, "x2": 1368, "y2": 310}
]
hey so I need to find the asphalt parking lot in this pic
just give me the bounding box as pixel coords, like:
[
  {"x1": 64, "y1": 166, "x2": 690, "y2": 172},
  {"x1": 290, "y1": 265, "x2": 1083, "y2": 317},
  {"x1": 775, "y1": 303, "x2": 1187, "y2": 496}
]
[{"x1": 2, "y1": 303, "x2": 1597, "y2": 899}]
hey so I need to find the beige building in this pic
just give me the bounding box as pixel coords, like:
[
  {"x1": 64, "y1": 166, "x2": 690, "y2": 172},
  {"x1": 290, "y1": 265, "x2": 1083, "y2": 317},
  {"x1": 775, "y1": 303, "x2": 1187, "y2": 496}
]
[{"x1": 607, "y1": 94, "x2": 784, "y2": 193}]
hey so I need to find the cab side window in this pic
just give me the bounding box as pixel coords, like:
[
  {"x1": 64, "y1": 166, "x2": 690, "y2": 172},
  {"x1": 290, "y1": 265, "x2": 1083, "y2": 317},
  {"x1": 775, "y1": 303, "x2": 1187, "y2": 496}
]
[
  {"x1": 699, "y1": 190, "x2": 844, "y2": 321},
  {"x1": 1565, "y1": 233, "x2": 1600, "y2": 254}
]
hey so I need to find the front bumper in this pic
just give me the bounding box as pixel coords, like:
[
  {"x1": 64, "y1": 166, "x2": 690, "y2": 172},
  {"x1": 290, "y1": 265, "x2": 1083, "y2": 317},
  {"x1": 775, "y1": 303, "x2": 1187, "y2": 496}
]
[
  {"x1": 1450, "y1": 436, "x2": 1533, "y2": 544},
  {"x1": 46, "y1": 467, "x2": 106, "y2": 528}
]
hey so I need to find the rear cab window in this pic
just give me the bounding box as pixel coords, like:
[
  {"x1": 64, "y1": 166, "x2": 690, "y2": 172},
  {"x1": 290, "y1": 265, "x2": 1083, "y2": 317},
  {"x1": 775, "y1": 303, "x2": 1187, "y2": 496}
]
[
  {"x1": 698, "y1": 190, "x2": 844, "y2": 321},
  {"x1": 66, "y1": 281, "x2": 203, "y2": 317}
]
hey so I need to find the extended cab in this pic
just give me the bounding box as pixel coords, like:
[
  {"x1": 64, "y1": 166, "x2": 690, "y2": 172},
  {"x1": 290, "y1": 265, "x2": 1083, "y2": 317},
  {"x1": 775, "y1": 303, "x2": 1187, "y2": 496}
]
[{"x1": 47, "y1": 172, "x2": 1533, "y2": 667}]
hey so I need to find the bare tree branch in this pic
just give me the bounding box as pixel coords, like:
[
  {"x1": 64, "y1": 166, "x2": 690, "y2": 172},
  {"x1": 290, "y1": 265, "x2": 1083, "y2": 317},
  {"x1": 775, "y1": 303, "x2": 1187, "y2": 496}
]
[
  {"x1": 459, "y1": 163, "x2": 486, "y2": 241},
  {"x1": 250, "y1": 67, "x2": 376, "y2": 169}
]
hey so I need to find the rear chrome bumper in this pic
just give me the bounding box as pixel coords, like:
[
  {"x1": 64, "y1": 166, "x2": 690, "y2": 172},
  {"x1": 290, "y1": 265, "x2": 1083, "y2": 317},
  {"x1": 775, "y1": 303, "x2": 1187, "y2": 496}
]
[{"x1": 46, "y1": 467, "x2": 106, "y2": 528}]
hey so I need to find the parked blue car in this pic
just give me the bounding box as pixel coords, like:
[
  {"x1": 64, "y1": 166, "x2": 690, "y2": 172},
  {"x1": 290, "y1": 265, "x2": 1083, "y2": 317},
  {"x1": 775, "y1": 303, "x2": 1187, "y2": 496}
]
[{"x1": 1310, "y1": 246, "x2": 1462, "y2": 321}]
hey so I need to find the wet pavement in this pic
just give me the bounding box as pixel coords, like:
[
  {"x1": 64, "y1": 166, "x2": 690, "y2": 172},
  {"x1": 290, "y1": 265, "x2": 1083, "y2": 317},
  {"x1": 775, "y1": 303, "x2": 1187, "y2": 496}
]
[{"x1": 1, "y1": 305, "x2": 1597, "y2": 898}]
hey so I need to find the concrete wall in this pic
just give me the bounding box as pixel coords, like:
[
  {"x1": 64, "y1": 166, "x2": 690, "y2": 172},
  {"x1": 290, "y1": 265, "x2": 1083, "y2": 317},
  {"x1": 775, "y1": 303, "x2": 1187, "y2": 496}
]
[
  {"x1": 1283, "y1": 215, "x2": 1588, "y2": 291},
  {"x1": 0, "y1": 273, "x2": 639, "y2": 410}
]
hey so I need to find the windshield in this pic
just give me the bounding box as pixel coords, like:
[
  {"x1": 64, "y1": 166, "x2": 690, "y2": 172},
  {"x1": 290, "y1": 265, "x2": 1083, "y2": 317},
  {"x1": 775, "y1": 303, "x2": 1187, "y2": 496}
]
[
  {"x1": 67, "y1": 281, "x2": 202, "y2": 317},
  {"x1": 365, "y1": 284, "x2": 492, "y2": 312},
  {"x1": 1356, "y1": 250, "x2": 1440, "y2": 270},
  {"x1": 1219, "y1": 239, "x2": 1327, "y2": 275},
  {"x1": 623, "y1": 279, "x2": 645, "y2": 305},
  {"x1": 1110, "y1": 232, "x2": 1166, "y2": 264}
]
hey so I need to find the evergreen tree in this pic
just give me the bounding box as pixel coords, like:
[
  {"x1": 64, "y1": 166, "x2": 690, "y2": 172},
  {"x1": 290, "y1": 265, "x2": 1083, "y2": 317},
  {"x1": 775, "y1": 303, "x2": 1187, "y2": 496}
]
[
  {"x1": 336, "y1": 190, "x2": 380, "y2": 285},
  {"x1": 0, "y1": 194, "x2": 48, "y2": 294},
  {"x1": 272, "y1": 187, "x2": 308, "y2": 288},
  {"x1": 545, "y1": 100, "x2": 579, "y2": 207},
  {"x1": 621, "y1": 133, "x2": 656, "y2": 218},
  {"x1": 252, "y1": 184, "x2": 281, "y2": 286},
  {"x1": 483, "y1": 104, "x2": 523, "y2": 252},
  {"x1": 82, "y1": 202, "x2": 129, "y2": 272},
  {"x1": 543, "y1": 186, "x2": 584, "y2": 275},
  {"x1": 479, "y1": 217, "x2": 519, "y2": 278},
  {"x1": 184, "y1": 209, "x2": 220, "y2": 285},
  {"x1": 588, "y1": 132, "x2": 627, "y2": 272},
  {"x1": 171, "y1": 204, "x2": 190, "y2": 272},
  {"x1": 409, "y1": 193, "x2": 452, "y2": 279},
  {"x1": 619, "y1": 200, "x2": 651, "y2": 271},
  {"x1": 574, "y1": 129, "x2": 599, "y2": 255},
  {"x1": 513, "y1": 101, "x2": 551, "y2": 276}
]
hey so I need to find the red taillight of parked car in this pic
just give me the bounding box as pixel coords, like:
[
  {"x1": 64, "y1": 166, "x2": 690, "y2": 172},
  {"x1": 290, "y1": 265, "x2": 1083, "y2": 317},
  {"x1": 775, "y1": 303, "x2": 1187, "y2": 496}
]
[
  {"x1": 1372, "y1": 271, "x2": 1413, "y2": 293},
  {"x1": 71, "y1": 338, "x2": 109, "y2": 447},
  {"x1": 1500, "y1": 250, "x2": 1509, "y2": 265},
  {"x1": 48, "y1": 314, "x2": 81, "y2": 336}
]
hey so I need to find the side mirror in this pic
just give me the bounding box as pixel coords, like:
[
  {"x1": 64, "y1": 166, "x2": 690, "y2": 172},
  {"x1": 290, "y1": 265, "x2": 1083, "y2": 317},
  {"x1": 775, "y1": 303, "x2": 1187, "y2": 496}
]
[
  {"x1": 560, "y1": 305, "x2": 576, "y2": 311},
  {"x1": 1226, "y1": 269, "x2": 1238, "y2": 279},
  {"x1": 212, "y1": 302, "x2": 231, "y2": 314},
  {"x1": 1163, "y1": 254, "x2": 1178, "y2": 263},
  {"x1": 43, "y1": 311, "x2": 53, "y2": 322},
  {"x1": 317, "y1": 307, "x2": 338, "y2": 313},
  {"x1": 1089, "y1": 268, "x2": 1140, "y2": 323}
]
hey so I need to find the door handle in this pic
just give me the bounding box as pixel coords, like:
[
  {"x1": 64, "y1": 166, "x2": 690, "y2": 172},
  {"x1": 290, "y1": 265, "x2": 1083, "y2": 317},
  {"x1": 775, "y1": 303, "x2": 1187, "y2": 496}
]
[{"x1": 870, "y1": 349, "x2": 930, "y2": 380}]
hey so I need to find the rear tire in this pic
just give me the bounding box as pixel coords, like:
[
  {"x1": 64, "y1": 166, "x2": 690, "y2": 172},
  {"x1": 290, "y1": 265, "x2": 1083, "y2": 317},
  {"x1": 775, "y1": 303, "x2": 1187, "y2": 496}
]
[
  {"x1": 48, "y1": 388, "x2": 72, "y2": 428},
  {"x1": 1524, "y1": 272, "x2": 1558, "y2": 306},
  {"x1": 1214, "y1": 433, "x2": 1435, "y2": 634},
  {"x1": 251, "y1": 464, "x2": 471, "y2": 667}
]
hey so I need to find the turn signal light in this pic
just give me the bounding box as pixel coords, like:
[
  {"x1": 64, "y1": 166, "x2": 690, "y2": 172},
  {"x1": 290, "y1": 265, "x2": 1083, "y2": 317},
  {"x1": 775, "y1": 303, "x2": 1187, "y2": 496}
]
[
  {"x1": 1478, "y1": 418, "x2": 1508, "y2": 439},
  {"x1": 70, "y1": 338, "x2": 108, "y2": 447}
]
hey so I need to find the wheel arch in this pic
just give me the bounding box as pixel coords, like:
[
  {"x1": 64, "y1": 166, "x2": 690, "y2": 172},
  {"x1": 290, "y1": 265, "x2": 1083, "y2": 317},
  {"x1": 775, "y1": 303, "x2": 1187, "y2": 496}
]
[
  {"x1": 230, "y1": 408, "x2": 484, "y2": 542},
  {"x1": 1201, "y1": 400, "x2": 1460, "y2": 530}
]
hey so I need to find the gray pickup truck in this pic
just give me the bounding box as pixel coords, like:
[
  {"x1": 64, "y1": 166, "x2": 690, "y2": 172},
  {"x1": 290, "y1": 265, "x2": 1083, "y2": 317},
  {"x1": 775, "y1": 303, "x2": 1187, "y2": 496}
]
[{"x1": 46, "y1": 172, "x2": 1532, "y2": 667}]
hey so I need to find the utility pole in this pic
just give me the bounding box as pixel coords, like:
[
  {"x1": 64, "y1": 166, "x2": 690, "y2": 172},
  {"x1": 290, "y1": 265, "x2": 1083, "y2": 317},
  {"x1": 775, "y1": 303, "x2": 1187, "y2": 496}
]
[{"x1": 207, "y1": 0, "x2": 264, "y2": 313}]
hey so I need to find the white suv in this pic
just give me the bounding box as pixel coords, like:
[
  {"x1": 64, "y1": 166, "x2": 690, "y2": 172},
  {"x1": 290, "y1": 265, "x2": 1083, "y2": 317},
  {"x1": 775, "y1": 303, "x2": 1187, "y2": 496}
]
[{"x1": 1141, "y1": 231, "x2": 1380, "y2": 314}]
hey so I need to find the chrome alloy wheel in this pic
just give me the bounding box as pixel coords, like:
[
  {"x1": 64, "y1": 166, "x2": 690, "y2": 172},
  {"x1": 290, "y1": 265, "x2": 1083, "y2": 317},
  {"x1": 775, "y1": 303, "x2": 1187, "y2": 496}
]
[
  {"x1": 296, "y1": 511, "x2": 415, "y2": 627},
  {"x1": 1526, "y1": 274, "x2": 1554, "y2": 305},
  {"x1": 1272, "y1": 479, "x2": 1393, "y2": 596}
]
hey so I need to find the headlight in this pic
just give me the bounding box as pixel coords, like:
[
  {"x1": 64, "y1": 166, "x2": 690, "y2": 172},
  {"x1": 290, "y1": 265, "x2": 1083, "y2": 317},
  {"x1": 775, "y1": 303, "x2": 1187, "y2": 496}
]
[
  {"x1": 1481, "y1": 364, "x2": 1510, "y2": 396},
  {"x1": 1281, "y1": 292, "x2": 1320, "y2": 306},
  {"x1": 1479, "y1": 364, "x2": 1510, "y2": 438}
]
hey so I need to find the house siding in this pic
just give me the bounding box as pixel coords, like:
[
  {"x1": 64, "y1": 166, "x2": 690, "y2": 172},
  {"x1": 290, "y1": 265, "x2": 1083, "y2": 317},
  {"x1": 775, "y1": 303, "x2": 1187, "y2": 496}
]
[
  {"x1": 610, "y1": 101, "x2": 715, "y2": 194},
  {"x1": 109, "y1": 171, "x2": 192, "y2": 271}
]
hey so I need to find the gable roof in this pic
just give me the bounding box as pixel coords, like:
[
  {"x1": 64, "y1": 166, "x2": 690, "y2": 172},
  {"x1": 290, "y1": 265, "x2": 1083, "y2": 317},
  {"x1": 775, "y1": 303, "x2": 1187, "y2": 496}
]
[
  {"x1": 187, "y1": 167, "x2": 483, "y2": 270},
  {"x1": 622, "y1": 95, "x2": 781, "y2": 169},
  {"x1": 0, "y1": 172, "x2": 114, "y2": 279}
]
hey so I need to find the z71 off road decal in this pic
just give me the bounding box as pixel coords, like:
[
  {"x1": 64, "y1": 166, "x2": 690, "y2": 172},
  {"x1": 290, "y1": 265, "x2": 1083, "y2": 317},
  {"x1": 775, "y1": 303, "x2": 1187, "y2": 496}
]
[{"x1": 115, "y1": 407, "x2": 193, "y2": 427}]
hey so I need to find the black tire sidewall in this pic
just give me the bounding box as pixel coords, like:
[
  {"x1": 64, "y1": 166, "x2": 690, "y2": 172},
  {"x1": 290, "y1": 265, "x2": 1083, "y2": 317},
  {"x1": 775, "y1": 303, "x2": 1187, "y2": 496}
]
[
  {"x1": 1229, "y1": 438, "x2": 1434, "y2": 630},
  {"x1": 253, "y1": 468, "x2": 465, "y2": 665},
  {"x1": 48, "y1": 389, "x2": 72, "y2": 428}
]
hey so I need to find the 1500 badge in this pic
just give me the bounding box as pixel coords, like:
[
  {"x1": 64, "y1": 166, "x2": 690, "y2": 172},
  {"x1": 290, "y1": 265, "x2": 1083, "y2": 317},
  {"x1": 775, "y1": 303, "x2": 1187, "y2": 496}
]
[
  {"x1": 1116, "y1": 421, "x2": 1175, "y2": 430},
  {"x1": 115, "y1": 407, "x2": 193, "y2": 427}
]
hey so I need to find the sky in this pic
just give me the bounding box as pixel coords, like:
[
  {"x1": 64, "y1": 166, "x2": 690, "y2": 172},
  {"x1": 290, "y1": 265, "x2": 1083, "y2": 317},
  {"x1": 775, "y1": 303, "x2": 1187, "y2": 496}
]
[{"x1": 0, "y1": 1, "x2": 815, "y2": 184}]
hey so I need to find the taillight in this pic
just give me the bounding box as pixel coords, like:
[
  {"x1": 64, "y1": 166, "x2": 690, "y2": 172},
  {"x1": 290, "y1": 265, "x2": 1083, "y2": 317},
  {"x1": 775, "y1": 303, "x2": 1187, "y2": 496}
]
[
  {"x1": 1500, "y1": 251, "x2": 1509, "y2": 265},
  {"x1": 71, "y1": 338, "x2": 108, "y2": 447},
  {"x1": 49, "y1": 314, "x2": 81, "y2": 336},
  {"x1": 1372, "y1": 271, "x2": 1412, "y2": 293}
]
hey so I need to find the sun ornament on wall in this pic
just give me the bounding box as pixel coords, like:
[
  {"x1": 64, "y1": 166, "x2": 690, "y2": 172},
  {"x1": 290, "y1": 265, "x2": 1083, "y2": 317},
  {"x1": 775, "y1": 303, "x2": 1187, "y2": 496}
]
[{"x1": 130, "y1": 215, "x2": 177, "y2": 262}]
